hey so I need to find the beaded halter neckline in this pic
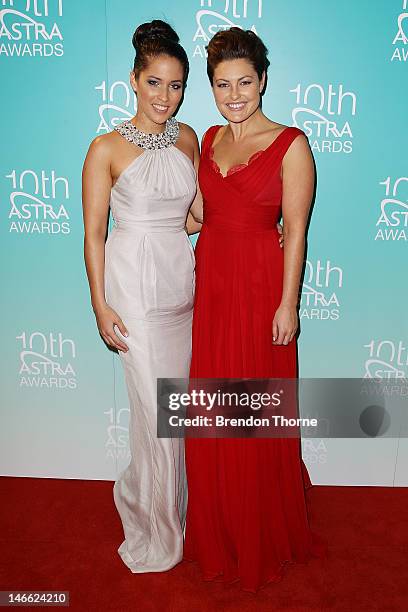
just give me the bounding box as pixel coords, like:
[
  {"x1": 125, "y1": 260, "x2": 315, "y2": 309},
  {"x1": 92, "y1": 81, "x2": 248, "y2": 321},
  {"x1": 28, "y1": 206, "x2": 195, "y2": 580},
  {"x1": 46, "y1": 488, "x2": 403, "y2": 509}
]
[{"x1": 114, "y1": 117, "x2": 179, "y2": 150}]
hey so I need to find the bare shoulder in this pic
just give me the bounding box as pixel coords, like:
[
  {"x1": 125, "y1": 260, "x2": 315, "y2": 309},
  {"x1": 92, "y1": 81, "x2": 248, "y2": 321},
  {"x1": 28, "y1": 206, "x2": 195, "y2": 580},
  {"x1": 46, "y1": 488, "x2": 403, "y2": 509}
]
[
  {"x1": 269, "y1": 120, "x2": 309, "y2": 155},
  {"x1": 86, "y1": 131, "x2": 117, "y2": 162},
  {"x1": 211, "y1": 123, "x2": 227, "y2": 147},
  {"x1": 178, "y1": 121, "x2": 199, "y2": 146},
  {"x1": 259, "y1": 120, "x2": 295, "y2": 149},
  {"x1": 268, "y1": 121, "x2": 305, "y2": 140},
  {"x1": 286, "y1": 130, "x2": 310, "y2": 154},
  {"x1": 178, "y1": 122, "x2": 200, "y2": 160},
  {"x1": 269, "y1": 120, "x2": 288, "y2": 132},
  {"x1": 283, "y1": 128, "x2": 313, "y2": 170}
]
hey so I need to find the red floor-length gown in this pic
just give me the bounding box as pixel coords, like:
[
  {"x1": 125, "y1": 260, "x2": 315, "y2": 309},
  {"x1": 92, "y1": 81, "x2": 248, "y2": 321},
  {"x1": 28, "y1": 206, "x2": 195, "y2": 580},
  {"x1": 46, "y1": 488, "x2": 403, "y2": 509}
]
[{"x1": 183, "y1": 125, "x2": 327, "y2": 592}]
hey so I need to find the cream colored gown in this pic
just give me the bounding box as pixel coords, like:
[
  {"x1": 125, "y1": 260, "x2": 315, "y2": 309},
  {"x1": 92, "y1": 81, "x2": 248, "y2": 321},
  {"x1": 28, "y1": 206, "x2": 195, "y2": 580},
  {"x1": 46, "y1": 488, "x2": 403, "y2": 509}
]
[{"x1": 104, "y1": 120, "x2": 196, "y2": 572}]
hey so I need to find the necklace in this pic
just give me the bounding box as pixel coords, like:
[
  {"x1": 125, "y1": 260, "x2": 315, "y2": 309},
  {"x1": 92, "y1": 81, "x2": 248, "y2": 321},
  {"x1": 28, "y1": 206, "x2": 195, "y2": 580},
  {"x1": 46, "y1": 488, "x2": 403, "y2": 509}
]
[{"x1": 114, "y1": 117, "x2": 179, "y2": 150}]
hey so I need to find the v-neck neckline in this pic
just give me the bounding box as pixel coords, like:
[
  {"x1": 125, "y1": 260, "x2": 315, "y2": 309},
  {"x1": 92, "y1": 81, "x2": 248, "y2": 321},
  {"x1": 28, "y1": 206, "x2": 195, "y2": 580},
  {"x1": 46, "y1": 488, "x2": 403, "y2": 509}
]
[{"x1": 208, "y1": 125, "x2": 291, "y2": 179}]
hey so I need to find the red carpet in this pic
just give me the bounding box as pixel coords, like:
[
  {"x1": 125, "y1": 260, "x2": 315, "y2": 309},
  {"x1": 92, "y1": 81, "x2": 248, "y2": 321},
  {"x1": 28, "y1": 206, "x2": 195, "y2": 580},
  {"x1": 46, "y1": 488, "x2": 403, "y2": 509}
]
[{"x1": 0, "y1": 477, "x2": 407, "y2": 611}]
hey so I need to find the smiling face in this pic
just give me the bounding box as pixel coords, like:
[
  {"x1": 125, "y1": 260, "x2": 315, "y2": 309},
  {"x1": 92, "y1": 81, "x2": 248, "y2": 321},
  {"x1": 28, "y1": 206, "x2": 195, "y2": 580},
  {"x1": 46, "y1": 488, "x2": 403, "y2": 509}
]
[
  {"x1": 212, "y1": 58, "x2": 265, "y2": 124},
  {"x1": 130, "y1": 54, "x2": 184, "y2": 127}
]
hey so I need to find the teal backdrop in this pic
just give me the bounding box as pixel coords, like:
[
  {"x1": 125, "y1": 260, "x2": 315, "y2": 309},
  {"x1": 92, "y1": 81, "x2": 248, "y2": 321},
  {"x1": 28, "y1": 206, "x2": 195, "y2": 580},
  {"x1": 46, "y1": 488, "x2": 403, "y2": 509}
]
[{"x1": 1, "y1": 0, "x2": 407, "y2": 485}]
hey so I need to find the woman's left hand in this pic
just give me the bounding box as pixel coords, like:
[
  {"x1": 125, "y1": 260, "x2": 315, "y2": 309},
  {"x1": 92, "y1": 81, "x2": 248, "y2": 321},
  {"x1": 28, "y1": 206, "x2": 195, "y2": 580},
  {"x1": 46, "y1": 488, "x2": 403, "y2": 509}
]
[
  {"x1": 272, "y1": 304, "x2": 298, "y2": 345},
  {"x1": 276, "y1": 222, "x2": 284, "y2": 248}
]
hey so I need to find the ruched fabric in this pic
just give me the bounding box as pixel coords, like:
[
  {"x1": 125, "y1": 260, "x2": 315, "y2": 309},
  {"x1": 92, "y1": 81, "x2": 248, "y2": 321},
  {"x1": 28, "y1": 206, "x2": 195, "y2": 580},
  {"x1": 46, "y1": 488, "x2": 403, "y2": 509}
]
[
  {"x1": 184, "y1": 125, "x2": 327, "y2": 592},
  {"x1": 105, "y1": 143, "x2": 196, "y2": 573}
]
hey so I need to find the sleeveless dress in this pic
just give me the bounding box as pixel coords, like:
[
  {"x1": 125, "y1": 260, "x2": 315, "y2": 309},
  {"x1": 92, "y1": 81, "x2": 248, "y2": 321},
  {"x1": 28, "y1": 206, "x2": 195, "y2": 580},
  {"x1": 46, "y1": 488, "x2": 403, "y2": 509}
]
[
  {"x1": 184, "y1": 125, "x2": 327, "y2": 592},
  {"x1": 104, "y1": 120, "x2": 196, "y2": 572}
]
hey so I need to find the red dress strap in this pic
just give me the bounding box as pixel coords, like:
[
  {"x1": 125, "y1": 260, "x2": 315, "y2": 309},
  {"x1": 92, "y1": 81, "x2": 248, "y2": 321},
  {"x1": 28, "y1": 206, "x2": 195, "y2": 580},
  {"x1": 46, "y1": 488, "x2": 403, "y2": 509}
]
[
  {"x1": 279, "y1": 126, "x2": 306, "y2": 154},
  {"x1": 287, "y1": 126, "x2": 305, "y2": 137},
  {"x1": 255, "y1": 126, "x2": 306, "y2": 166},
  {"x1": 201, "y1": 125, "x2": 222, "y2": 156}
]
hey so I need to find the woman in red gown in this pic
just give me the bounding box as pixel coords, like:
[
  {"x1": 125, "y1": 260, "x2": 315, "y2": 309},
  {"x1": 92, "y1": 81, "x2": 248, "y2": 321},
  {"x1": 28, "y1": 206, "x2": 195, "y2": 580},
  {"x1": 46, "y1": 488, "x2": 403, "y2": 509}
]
[{"x1": 184, "y1": 28, "x2": 327, "y2": 592}]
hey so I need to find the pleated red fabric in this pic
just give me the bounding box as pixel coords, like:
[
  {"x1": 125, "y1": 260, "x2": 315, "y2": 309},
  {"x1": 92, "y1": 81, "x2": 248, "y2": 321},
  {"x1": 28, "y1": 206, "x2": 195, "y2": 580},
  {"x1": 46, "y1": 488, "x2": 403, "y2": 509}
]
[{"x1": 183, "y1": 125, "x2": 327, "y2": 592}]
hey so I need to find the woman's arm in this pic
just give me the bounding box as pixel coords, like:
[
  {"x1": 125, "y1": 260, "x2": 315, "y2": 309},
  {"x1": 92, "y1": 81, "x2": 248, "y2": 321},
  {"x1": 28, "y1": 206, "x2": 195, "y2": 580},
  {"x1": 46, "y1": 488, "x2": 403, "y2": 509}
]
[
  {"x1": 82, "y1": 136, "x2": 129, "y2": 352},
  {"x1": 187, "y1": 128, "x2": 204, "y2": 227},
  {"x1": 179, "y1": 123, "x2": 203, "y2": 234},
  {"x1": 272, "y1": 135, "x2": 314, "y2": 345},
  {"x1": 82, "y1": 137, "x2": 111, "y2": 312}
]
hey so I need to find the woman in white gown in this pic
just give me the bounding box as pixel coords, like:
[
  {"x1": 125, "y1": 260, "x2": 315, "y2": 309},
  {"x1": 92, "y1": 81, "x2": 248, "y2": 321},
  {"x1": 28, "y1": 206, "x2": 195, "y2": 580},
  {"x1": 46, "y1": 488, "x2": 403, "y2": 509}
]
[{"x1": 82, "y1": 20, "x2": 203, "y2": 572}]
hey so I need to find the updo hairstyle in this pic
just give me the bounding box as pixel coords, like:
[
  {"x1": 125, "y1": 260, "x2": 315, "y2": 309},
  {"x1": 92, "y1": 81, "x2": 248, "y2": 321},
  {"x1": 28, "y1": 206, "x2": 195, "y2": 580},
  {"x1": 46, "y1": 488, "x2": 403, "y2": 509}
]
[{"x1": 132, "y1": 19, "x2": 189, "y2": 84}]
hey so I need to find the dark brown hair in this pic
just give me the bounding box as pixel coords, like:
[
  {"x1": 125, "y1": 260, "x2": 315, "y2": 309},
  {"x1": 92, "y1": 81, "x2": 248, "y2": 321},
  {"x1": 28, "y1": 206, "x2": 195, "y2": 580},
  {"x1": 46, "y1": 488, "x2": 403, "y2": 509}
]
[
  {"x1": 206, "y1": 27, "x2": 270, "y2": 84},
  {"x1": 132, "y1": 19, "x2": 189, "y2": 85}
]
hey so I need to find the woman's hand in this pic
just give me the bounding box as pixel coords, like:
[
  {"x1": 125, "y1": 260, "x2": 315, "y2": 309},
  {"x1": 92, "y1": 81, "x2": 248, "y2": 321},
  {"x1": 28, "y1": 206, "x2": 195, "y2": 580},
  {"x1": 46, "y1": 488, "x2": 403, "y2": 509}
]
[
  {"x1": 94, "y1": 303, "x2": 129, "y2": 352},
  {"x1": 186, "y1": 210, "x2": 202, "y2": 235},
  {"x1": 276, "y1": 222, "x2": 284, "y2": 248},
  {"x1": 272, "y1": 304, "x2": 298, "y2": 345}
]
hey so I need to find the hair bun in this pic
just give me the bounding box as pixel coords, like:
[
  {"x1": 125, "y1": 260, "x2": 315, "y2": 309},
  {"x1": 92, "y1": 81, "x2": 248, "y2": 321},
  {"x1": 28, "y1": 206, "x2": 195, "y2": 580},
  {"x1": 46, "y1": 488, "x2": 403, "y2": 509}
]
[{"x1": 132, "y1": 19, "x2": 179, "y2": 50}]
